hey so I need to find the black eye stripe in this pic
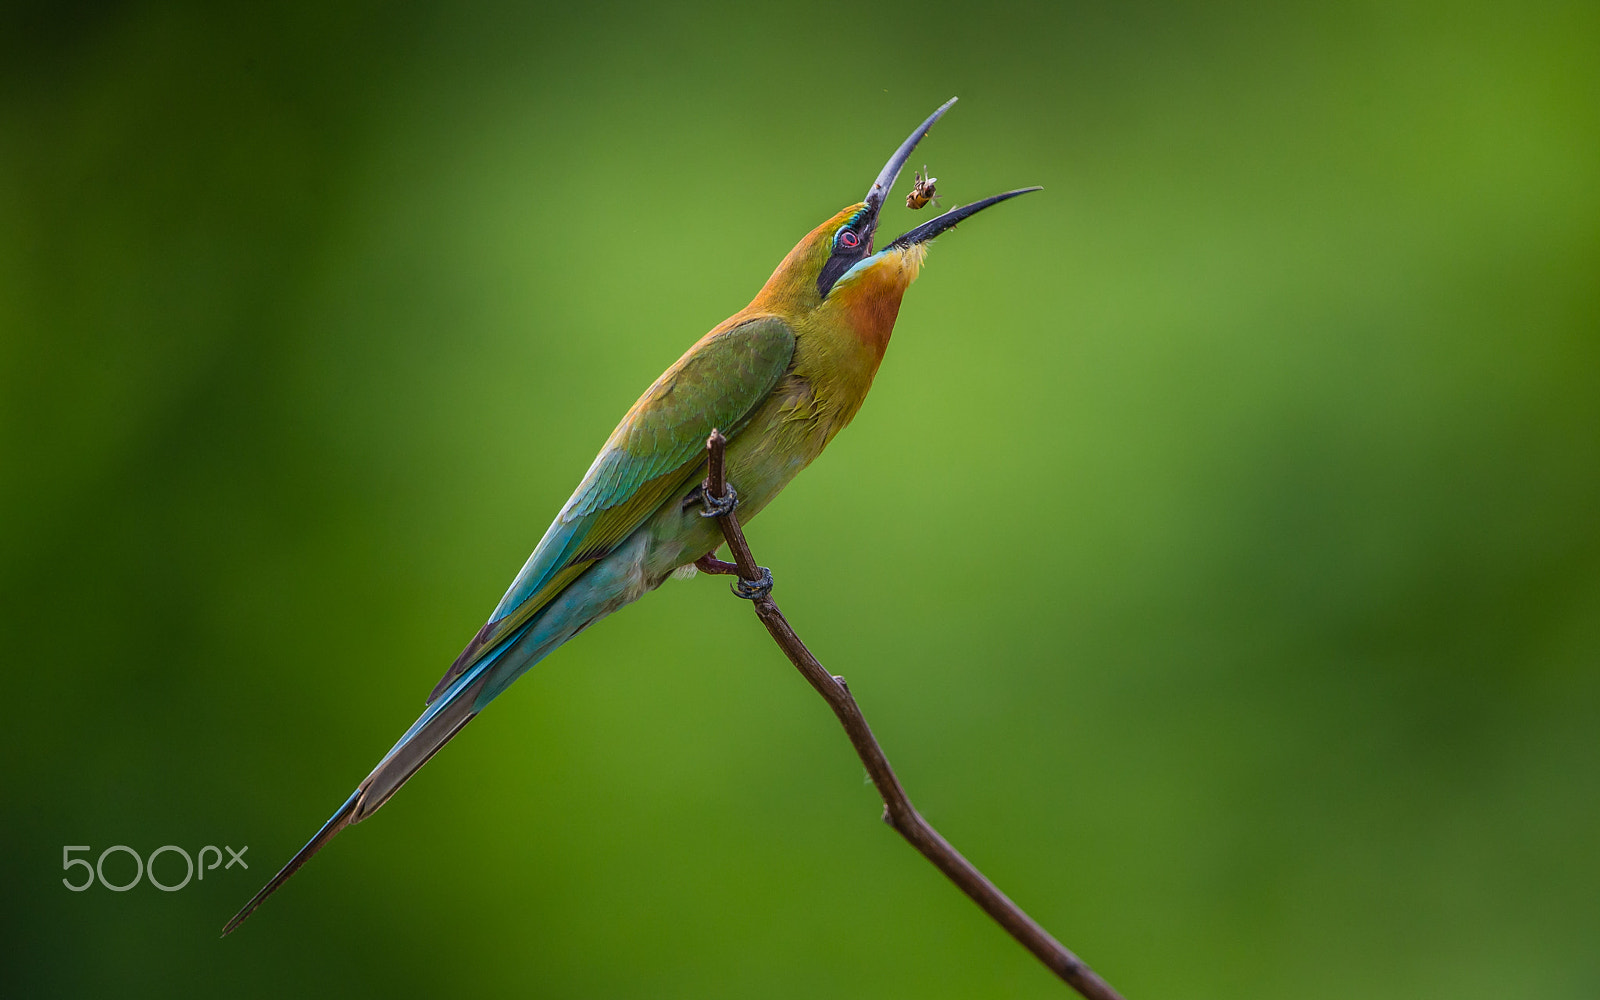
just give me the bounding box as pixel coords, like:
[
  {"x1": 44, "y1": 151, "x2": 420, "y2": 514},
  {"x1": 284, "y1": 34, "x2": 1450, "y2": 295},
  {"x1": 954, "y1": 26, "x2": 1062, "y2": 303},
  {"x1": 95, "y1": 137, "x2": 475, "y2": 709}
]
[{"x1": 819, "y1": 219, "x2": 872, "y2": 297}]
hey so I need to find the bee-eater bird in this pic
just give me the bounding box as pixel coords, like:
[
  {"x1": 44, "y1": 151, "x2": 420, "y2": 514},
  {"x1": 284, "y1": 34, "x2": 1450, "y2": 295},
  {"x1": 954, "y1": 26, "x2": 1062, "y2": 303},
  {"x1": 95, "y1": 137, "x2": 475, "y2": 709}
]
[{"x1": 224, "y1": 97, "x2": 1039, "y2": 934}]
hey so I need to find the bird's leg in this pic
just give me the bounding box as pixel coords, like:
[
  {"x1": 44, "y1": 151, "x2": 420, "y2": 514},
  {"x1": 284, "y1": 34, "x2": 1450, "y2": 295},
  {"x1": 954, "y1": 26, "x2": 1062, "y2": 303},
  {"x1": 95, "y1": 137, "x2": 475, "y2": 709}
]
[
  {"x1": 694, "y1": 553, "x2": 741, "y2": 575},
  {"x1": 687, "y1": 478, "x2": 743, "y2": 574},
  {"x1": 695, "y1": 552, "x2": 774, "y2": 599},
  {"x1": 693, "y1": 471, "x2": 774, "y2": 599}
]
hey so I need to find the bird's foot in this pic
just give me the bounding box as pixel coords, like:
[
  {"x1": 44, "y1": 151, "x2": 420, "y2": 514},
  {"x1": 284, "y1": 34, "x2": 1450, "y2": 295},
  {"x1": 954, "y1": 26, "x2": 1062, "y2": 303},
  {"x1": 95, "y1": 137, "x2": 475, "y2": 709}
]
[
  {"x1": 733, "y1": 566, "x2": 774, "y2": 601},
  {"x1": 699, "y1": 482, "x2": 739, "y2": 518}
]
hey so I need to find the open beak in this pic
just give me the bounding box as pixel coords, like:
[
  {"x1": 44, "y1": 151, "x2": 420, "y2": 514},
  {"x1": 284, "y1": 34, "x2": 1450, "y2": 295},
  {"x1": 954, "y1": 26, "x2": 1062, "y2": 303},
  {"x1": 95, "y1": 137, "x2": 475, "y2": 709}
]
[
  {"x1": 883, "y1": 187, "x2": 1043, "y2": 248},
  {"x1": 860, "y1": 97, "x2": 1042, "y2": 251}
]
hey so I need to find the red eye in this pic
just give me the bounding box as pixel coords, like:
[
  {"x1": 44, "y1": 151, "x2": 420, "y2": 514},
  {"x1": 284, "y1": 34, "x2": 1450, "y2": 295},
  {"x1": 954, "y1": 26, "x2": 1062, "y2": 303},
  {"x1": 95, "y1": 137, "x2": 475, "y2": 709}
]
[{"x1": 838, "y1": 230, "x2": 859, "y2": 249}]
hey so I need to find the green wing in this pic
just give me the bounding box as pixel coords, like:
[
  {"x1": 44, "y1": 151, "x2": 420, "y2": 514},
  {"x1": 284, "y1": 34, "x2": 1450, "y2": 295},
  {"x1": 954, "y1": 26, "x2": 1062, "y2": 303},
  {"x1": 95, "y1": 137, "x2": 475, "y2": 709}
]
[{"x1": 426, "y1": 315, "x2": 795, "y2": 703}]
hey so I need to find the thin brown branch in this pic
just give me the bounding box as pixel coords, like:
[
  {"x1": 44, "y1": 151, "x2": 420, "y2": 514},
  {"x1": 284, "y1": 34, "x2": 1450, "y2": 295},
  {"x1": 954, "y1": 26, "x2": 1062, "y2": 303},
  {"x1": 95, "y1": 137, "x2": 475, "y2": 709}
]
[{"x1": 698, "y1": 430, "x2": 1124, "y2": 1000}]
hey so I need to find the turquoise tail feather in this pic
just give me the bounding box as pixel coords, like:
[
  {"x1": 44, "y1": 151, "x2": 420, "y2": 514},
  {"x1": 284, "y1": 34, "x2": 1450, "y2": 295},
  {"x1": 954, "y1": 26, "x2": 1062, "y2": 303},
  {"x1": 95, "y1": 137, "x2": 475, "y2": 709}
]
[
  {"x1": 222, "y1": 541, "x2": 650, "y2": 935},
  {"x1": 221, "y1": 621, "x2": 526, "y2": 935}
]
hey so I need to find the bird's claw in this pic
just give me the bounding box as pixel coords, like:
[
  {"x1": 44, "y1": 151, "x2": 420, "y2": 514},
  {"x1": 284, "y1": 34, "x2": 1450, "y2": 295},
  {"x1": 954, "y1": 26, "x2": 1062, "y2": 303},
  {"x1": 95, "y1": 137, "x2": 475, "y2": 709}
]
[
  {"x1": 700, "y1": 483, "x2": 739, "y2": 518},
  {"x1": 733, "y1": 566, "x2": 773, "y2": 601}
]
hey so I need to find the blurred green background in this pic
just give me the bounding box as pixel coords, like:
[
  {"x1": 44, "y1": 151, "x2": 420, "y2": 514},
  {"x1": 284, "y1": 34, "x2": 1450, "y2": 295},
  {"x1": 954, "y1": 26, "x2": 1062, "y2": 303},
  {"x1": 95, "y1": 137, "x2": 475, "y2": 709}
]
[{"x1": 3, "y1": 1, "x2": 1597, "y2": 996}]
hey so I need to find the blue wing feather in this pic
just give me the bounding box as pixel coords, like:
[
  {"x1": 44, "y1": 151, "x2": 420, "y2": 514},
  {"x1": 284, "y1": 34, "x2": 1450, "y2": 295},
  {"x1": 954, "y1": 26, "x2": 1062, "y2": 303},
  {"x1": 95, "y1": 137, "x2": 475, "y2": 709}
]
[{"x1": 423, "y1": 315, "x2": 795, "y2": 705}]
